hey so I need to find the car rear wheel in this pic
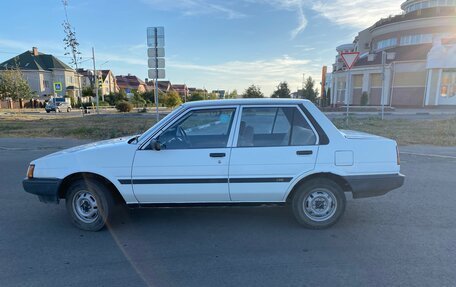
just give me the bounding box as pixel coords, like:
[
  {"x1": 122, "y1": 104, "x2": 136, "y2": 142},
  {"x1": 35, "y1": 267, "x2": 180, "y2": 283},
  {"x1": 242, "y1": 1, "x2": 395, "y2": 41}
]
[
  {"x1": 67, "y1": 107, "x2": 71, "y2": 112},
  {"x1": 65, "y1": 179, "x2": 115, "y2": 231},
  {"x1": 291, "y1": 179, "x2": 346, "y2": 229}
]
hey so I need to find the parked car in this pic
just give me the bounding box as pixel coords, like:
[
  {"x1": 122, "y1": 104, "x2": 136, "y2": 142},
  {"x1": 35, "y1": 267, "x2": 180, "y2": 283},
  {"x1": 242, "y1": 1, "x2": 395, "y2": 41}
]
[
  {"x1": 45, "y1": 98, "x2": 72, "y2": 113},
  {"x1": 23, "y1": 99, "x2": 404, "y2": 231}
]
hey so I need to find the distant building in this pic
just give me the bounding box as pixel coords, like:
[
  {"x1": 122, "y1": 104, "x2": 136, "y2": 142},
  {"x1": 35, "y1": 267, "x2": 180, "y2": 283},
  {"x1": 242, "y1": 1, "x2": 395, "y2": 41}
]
[
  {"x1": 116, "y1": 74, "x2": 146, "y2": 94},
  {"x1": 0, "y1": 47, "x2": 83, "y2": 99},
  {"x1": 145, "y1": 80, "x2": 172, "y2": 94},
  {"x1": 331, "y1": 0, "x2": 456, "y2": 107},
  {"x1": 98, "y1": 70, "x2": 118, "y2": 96},
  {"x1": 172, "y1": 84, "x2": 189, "y2": 100},
  {"x1": 212, "y1": 90, "x2": 226, "y2": 99}
]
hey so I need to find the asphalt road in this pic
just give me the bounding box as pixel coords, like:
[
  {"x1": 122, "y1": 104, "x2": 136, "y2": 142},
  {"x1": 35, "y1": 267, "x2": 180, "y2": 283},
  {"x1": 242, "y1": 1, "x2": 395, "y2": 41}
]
[{"x1": 1, "y1": 138, "x2": 455, "y2": 287}]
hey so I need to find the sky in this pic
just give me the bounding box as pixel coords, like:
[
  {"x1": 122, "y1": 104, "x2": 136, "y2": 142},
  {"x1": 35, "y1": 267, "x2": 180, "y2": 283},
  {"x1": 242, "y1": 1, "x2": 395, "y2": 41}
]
[{"x1": 0, "y1": 0, "x2": 402, "y2": 96}]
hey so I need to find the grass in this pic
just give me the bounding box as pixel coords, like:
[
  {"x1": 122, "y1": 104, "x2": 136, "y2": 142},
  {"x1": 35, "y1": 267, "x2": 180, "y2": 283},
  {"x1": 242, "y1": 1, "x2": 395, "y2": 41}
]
[
  {"x1": 0, "y1": 113, "x2": 157, "y2": 140},
  {"x1": 332, "y1": 116, "x2": 456, "y2": 146},
  {"x1": 0, "y1": 112, "x2": 455, "y2": 146}
]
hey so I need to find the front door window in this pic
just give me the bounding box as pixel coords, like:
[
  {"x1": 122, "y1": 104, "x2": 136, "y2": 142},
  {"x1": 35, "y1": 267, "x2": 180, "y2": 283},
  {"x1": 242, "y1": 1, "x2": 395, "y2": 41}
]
[{"x1": 157, "y1": 108, "x2": 236, "y2": 149}]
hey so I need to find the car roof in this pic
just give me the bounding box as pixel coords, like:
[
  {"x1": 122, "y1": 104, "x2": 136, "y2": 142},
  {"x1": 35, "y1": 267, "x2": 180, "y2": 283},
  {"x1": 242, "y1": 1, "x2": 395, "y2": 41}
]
[{"x1": 182, "y1": 98, "x2": 310, "y2": 108}]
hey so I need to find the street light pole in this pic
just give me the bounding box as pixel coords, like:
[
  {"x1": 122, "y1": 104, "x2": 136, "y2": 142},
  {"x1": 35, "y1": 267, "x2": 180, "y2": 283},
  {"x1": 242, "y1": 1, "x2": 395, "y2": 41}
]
[{"x1": 92, "y1": 47, "x2": 99, "y2": 114}]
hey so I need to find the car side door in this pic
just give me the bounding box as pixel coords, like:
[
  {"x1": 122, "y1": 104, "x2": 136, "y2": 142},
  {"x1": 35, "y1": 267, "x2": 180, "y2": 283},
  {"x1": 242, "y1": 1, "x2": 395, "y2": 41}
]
[
  {"x1": 228, "y1": 105, "x2": 319, "y2": 202},
  {"x1": 131, "y1": 106, "x2": 238, "y2": 203}
]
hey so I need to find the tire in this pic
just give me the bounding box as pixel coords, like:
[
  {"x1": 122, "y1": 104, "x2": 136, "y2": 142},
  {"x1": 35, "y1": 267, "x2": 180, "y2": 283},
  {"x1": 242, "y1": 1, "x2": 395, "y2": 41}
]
[
  {"x1": 46, "y1": 110, "x2": 50, "y2": 113},
  {"x1": 67, "y1": 107, "x2": 71, "y2": 112},
  {"x1": 291, "y1": 179, "x2": 346, "y2": 229},
  {"x1": 65, "y1": 179, "x2": 115, "y2": 231}
]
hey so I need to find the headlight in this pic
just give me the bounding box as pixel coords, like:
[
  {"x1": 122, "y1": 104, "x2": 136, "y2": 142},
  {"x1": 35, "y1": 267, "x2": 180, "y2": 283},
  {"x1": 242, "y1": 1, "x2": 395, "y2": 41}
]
[{"x1": 27, "y1": 164, "x2": 35, "y2": 178}]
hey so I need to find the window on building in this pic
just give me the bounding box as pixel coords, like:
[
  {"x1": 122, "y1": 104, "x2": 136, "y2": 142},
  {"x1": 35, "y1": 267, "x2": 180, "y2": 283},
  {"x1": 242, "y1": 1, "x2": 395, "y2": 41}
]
[
  {"x1": 43, "y1": 80, "x2": 50, "y2": 89},
  {"x1": 400, "y1": 34, "x2": 433, "y2": 46},
  {"x1": 336, "y1": 78, "x2": 346, "y2": 102},
  {"x1": 405, "y1": 0, "x2": 456, "y2": 13},
  {"x1": 376, "y1": 38, "x2": 397, "y2": 50},
  {"x1": 370, "y1": 74, "x2": 382, "y2": 88},
  {"x1": 441, "y1": 70, "x2": 456, "y2": 98}
]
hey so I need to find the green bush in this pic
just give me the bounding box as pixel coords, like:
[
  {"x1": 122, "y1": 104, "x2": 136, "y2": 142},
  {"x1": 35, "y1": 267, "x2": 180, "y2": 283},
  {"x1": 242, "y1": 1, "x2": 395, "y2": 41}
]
[
  {"x1": 188, "y1": 93, "x2": 204, "y2": 101},
  {"x1": 361, "y1": 91, "x2": 369, "y2": 106},
  {"x1": 116, "y1": 101, "x2": 133, "y2": 112},
  {"x1": 105, "y1": 92, "x2": 127, "y2": 106},
  {"x1": 165, "y1": 91, "x2": 182, "y2": 108},
  {"x1": 130, "y1": 93, "x2": 146, "y2": 107}
]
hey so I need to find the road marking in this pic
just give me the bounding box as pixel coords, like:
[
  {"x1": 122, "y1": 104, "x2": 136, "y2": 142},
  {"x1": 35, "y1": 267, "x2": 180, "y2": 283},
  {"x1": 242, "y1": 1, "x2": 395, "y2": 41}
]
[{"x1": 400, "y1": 151, "x2": 456, "y2": 160}]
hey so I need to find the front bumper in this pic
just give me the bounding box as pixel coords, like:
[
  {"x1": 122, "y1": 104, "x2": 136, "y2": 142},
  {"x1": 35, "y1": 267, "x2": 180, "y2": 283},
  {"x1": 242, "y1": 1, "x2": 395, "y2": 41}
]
[
  {"x1": 22, "y1": 178, "x2": 62, "y2": 203},
  {"x1": 344, "y1": 173, "x2": 405, "y2": 199}
]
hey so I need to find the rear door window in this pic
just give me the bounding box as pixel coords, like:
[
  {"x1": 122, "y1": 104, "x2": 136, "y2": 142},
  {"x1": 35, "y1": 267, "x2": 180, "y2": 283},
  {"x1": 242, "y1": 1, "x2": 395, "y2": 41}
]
[{"x1": 237, "y1": 106, "x2": 316, "y2": 147}]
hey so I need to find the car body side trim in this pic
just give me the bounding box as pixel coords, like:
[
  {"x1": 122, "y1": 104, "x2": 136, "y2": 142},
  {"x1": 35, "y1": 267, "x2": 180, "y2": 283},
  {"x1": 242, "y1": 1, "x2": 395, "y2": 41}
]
[{"x1": 119, "y1": 177, "x2": 293, "y2": 185}]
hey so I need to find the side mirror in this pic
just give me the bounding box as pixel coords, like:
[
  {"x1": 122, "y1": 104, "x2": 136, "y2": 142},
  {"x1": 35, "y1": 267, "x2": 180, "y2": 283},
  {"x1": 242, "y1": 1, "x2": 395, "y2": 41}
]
[{"x1": 150, "y1": 139, "x2": 162, "y2": 151}]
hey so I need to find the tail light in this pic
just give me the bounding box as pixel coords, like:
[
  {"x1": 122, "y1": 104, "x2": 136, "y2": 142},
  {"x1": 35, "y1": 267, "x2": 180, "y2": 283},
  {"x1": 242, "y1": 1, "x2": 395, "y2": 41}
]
[{"x1": 396, "y1": 146, "x2": 400, "y2": 165}]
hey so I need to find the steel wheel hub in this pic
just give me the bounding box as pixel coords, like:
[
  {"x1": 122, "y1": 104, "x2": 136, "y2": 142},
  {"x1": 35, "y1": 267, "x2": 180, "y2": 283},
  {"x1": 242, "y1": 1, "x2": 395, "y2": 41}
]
[
  {"x1": 303, "y1": 189, "x2": 337, "y2": 222},
  {"x1": 73, "y1": 190, "x2": 99, "y2": 223}
]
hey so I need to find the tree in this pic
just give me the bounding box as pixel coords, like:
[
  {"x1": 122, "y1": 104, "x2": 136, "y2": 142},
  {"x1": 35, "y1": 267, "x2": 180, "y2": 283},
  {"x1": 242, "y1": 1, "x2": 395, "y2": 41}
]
[
  {"x1": 326, "y1": 88, "x2": 331, "y2": 106},
  {"x1": 142, "y1": 91, "x2": 155, "y2": 104},
  {"x1": 207, "y1": 92, "x2": 218, "y2": 100},
  {"x1": 226, "y1": 89, "x2": 238, "y2": 99},
  {"x1": 361, "y1": 91, "x2": 369, "y2": 106},
  {"x1": 82, "y1": 87, "x2": 94, "y2": 98},
  {"x1": 242, "y1": 85, "x2": 264, "y2": 98},
  {"x1": 105, "y1": 91, "x2": 127, "y2": 106},
  {"x1": 271, "y1": 82, "x2": 291, "y2": 98},
  {"x1": 188, "y1": 92, "x2": 204, "y2": 101},
  {"x1": 0, "y1": 67, "x2": 32, "y2": 100},
  {"x1": 130, "y1": 92, "x2": 146, "y2": 107},
  {"x1": 62, "y1": 0, "x2": 82, "y2": 98},
  {"x1": 165, "y1": 90, "x2": 182, "y2": 108},
  {"x1": 299, "y1": 76, "x2": 319, "y2": 103}
]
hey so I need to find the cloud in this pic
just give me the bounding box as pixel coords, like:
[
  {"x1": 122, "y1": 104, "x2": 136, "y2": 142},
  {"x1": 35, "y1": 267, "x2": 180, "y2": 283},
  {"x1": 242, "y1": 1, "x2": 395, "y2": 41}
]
[
  {"x1": 140, "y1": 0, "x2": 245, "y2": 19},
  {"x1": 290, "y1": 3, "x2": 308, "y2": 39},
  {"x1": 251, "y1": 0, "x2": 309, "y2": 39},
  {"x1": 311, "y1": 0, "x2": 402, "y2": 28},
  {"x1": 168, "y1": 55, "x2": 321, "y2": 95}
]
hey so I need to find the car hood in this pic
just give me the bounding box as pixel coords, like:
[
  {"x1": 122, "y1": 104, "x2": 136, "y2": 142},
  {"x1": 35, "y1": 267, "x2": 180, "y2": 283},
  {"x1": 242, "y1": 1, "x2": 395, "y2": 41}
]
[{"x1": 41, "y1": 136, "x2": 134, "y2": 159}]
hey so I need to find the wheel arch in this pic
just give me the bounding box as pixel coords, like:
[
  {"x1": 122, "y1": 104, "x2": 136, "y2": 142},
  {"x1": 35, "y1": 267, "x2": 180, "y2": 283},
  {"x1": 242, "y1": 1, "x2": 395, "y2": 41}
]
[
  {"x1": 58, "y1": 172, "x2": 126, "y2": 205},
  {"x1": 285, "y1": 172, "x2": 352, "y2": 203}
]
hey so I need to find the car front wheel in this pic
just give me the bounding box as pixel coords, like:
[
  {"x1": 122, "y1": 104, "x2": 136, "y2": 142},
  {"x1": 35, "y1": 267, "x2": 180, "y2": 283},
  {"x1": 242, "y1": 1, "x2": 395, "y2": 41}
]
[
  {"x1": 291, "y1": 179, "x2": 346, "y2": 229},
  {"x1": 65, "y1": 179, "x2": 115, "y2": 231}
]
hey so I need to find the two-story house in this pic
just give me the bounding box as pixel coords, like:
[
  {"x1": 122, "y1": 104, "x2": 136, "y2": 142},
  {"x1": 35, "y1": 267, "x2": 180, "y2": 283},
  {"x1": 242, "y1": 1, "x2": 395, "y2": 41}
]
[{"x1": 0, "y1": 47, "x2": 82, "y2": 99}]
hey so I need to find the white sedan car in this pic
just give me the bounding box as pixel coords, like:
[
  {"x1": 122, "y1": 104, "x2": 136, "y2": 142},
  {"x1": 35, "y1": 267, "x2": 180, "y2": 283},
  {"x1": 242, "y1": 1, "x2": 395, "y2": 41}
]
[{"x1": 23, "y1": 99, "x2": 404, "y2": 231}]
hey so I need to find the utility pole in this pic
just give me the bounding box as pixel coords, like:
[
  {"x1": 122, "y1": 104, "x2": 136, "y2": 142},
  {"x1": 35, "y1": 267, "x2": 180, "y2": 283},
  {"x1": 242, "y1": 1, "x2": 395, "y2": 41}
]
[
  {"x1": 92, "y1": 47, "x2": 99, "y2": 114},
  {"x1": 381, "y1": 51, "x2": 386, "y2": 120}
]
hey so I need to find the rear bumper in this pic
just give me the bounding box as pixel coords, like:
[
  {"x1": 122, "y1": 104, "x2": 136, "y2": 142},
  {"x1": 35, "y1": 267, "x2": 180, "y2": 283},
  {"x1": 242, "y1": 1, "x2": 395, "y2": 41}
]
[
  {"x1": 22, "y1": 178, "x2": 61, "y2": 204},
  {"x1": 344, "y1": 173, "x2": 405, "y2": 199}
]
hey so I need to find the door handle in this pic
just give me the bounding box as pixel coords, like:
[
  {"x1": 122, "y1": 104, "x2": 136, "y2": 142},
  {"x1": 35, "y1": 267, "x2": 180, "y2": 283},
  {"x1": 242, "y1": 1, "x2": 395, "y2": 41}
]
[
  {"x1": 210, "y1": 153, "x2": 226, "y2": 158},
  {"x1": 296, "y1": 150, "x2": 313, "y2": 155}
]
